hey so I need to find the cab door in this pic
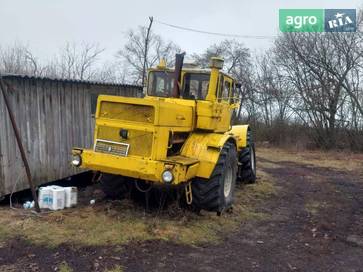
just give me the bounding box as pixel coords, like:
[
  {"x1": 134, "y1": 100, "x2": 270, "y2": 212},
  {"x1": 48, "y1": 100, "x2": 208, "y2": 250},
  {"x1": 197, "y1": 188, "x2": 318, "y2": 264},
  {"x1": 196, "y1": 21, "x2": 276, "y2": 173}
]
[{"x1": 214, "y1": 75, "x2": 233, "y2": 132}]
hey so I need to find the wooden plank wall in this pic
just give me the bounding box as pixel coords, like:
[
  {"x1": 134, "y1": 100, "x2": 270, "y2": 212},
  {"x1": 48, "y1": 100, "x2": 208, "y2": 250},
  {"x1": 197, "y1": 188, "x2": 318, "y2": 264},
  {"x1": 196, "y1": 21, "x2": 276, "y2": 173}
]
[{"x1": 0, "y1": 76, "x2": 142, "y2": 196}]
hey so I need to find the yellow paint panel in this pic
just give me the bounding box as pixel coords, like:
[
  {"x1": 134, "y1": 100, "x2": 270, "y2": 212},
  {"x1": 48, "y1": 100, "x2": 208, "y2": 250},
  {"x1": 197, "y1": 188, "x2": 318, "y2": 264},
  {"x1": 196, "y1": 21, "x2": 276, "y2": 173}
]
[
  {"x1": 180, "y1": 132, "x2": 236, "y2": 178},
  {"x1": 99, "y1": 101, "x2": 154, "y2": 124},
  {"x1": 196, "y1": 101, "x2": 231, "y2": 132},
  {"x1": 157, "y1": 101, "x2": 194, "y2": 128},
  {"x1": 75, "y1": 149, "x2": 199, "y2": 184},
  {"x1": 230, "y1": 125, "x2": 249, "y2": 149}
]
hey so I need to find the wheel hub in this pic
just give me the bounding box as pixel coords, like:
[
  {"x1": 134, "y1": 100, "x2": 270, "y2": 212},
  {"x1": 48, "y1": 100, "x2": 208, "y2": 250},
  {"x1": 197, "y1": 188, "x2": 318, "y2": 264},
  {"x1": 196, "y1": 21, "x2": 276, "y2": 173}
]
[{"x1": 224, "y1": 165, "x2": 233, "y2": 198}]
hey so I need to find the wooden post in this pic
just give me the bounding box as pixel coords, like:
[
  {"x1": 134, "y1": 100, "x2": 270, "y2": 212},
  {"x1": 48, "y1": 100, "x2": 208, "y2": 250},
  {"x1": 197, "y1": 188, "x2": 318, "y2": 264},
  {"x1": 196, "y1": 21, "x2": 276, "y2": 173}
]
[{"x1": 0, "y1": 78, "x2": 41, "y2": 212}]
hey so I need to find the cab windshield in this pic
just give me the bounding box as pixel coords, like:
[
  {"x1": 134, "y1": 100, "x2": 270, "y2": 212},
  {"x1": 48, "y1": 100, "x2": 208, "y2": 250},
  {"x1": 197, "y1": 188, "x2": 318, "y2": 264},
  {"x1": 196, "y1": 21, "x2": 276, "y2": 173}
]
[
  {"x1": 148, "y1": 71, "x2": 211, "y2": 100},
  {"x1": 147, "y1": 71, "x2": 174, "y2": 97}
]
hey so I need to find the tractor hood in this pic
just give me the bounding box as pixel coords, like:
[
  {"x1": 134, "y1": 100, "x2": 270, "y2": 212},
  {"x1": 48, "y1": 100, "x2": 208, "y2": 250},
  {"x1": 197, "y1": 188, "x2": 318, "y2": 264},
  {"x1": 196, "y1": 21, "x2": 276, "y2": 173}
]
[
  {"x1": 94, "y1": 95, "x2": 196, "y2": 160},
  {"x1": 96, "y1": 95, "x2": 195, "y2": 128}
]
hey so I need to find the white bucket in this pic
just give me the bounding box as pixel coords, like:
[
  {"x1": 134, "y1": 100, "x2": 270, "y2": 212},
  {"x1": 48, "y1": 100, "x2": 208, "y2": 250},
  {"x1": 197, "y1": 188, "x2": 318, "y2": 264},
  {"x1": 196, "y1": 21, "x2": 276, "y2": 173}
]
[
  {"x1": 64, "y1": 187, "x2": 78, "y2": 208},
  {"x1": 38, "y1": 186, "x2": 65, "y2": 210}
]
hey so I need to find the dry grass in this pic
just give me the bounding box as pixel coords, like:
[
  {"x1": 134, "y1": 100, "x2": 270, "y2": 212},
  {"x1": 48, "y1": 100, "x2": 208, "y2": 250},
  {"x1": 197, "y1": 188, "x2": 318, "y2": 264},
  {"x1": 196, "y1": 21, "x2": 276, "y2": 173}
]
[
  {"x1": 5, "y1": 145, "x2": 358, "y2": 248},
  {"x1": 0, "y1": 167, "x2": 276, "y2": 247},
  {"x1": 257, "y1": 147, "x2": 363, "y2": 175},
  {"x1": 106, "y1": 265, "x2": 124, "y2": 272},
  {"x1": 0, "y1": 264, "x2": 17, "y2": 272},
  {"x1": 58, "y1": 262, "x2": 73, "y2": 272},
  {"x1": 305, "y1": 201, "x2": 330, "y2": 216}
]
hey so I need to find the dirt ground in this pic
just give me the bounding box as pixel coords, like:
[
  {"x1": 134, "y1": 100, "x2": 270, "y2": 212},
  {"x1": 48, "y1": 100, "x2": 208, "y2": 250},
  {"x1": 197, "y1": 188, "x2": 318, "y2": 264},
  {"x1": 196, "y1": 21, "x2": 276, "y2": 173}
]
[{"x1": 1, "y1": 147, "x2": 363, "y2": 272}]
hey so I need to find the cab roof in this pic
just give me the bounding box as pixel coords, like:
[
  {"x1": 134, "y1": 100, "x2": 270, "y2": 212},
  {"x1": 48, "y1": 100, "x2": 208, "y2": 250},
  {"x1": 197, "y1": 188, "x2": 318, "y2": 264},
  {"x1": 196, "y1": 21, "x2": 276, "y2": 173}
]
[{"x1": 148, "y1": 67, "x2": 236, "y2": 81}]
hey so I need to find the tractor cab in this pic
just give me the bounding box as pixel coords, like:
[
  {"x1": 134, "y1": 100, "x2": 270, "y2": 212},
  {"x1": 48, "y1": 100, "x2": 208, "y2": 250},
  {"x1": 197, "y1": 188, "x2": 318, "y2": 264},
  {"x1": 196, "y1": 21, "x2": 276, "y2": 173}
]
[
  {"x1": 147, "y1": 57, "x2": 239, "y2": 103},
  {"x1": 146, "y1": 56, "x2": 240, "y2": 132}
]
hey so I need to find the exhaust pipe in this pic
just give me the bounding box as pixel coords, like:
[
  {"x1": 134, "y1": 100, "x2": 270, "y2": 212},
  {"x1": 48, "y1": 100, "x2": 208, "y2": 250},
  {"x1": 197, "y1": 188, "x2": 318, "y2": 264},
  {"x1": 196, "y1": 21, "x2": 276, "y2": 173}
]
[{"x1": 172, "y1": 52, "x2": 185, "y2": 98}]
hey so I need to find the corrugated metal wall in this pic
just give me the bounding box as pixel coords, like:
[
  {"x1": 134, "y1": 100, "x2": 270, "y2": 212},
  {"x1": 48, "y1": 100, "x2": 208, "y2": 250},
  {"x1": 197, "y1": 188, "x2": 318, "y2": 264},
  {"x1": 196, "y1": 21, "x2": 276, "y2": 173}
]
[{"x1": 0, "y1": 75, "x2": 142, "y2": 197}]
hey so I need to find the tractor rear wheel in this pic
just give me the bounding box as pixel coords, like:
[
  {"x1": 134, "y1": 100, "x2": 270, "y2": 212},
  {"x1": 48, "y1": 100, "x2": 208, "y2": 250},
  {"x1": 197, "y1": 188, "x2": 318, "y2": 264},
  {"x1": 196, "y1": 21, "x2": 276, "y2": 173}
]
[
  {"x1": 191, "y1": 142, "x2": 238, "y2": 214},
  {"x1": 238, "y1": 130, "x2": 256, "y2": 183},
  {"x1": 99, "y1": 174, "x2": 130, "y2": 199}
]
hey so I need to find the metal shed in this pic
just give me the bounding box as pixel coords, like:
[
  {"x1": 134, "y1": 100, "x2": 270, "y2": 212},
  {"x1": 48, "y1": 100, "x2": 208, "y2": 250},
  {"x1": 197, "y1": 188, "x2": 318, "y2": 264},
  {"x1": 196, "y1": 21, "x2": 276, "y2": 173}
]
[{"x1": 0, "y1": 74, "x2": 142, "y2": 197}]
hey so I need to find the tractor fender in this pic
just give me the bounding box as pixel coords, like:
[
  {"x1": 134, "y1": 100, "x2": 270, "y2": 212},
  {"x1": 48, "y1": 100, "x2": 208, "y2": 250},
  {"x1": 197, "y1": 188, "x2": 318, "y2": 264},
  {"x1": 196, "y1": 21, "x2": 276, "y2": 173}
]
[
  {"x1": 229, "y1": 125, "x2": 250, "y2": 150},
  {"x1": 180, "y1": 132, "x2": 238, "y2": 179}
]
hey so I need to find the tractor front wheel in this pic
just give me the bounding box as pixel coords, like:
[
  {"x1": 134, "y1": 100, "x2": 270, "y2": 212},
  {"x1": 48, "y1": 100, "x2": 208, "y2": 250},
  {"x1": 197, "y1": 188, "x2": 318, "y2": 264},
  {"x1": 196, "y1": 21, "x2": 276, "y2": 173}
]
[
  {"x1": 238, "y1": 130, "x2": 256, "y2": 183},
  {"x1": 191, "y1": 142, "x2": 238, "y2": 214}
]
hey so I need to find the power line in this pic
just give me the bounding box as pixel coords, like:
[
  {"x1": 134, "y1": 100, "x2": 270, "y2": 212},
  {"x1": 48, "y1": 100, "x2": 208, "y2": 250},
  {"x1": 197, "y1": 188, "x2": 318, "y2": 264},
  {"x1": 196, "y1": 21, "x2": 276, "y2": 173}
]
[{"x1": 154, "y1": 19, "x2": 275, "y2": 40}]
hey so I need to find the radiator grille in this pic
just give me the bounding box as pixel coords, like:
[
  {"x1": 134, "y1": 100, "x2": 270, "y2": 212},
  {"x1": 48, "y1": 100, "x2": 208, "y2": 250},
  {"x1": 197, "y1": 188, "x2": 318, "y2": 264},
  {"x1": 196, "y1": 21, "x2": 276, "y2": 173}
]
[
  {"x1": 94, "y1": 140, "x2": 129, "y2": 157},
  {"x1": 97, "y1": 127, "x2": 153, "y2": 157}
]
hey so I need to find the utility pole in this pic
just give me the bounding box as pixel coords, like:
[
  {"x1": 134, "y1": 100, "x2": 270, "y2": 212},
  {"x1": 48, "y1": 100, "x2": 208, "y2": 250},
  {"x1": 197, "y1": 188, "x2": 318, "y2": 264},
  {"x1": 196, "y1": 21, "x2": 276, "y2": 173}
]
[{"x1": 141, "y1": 16, "x2": 154, "y2": 87}]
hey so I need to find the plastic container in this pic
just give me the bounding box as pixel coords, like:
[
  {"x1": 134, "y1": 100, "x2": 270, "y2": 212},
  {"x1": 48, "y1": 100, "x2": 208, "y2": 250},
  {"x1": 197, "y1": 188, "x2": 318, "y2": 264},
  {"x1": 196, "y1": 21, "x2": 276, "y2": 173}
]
[
  {"x1": 23, "y1": 201, "x2": 34, "y2": 209},
  {"x1": 38, "y1": 186, "x2": 65, "y2": 210},
  {"x1": 38, "y1": 186, "x2": 51, "y2": 209},
  {"x1": 64, "y1": 187, "x2": 78, "y2": 208}
]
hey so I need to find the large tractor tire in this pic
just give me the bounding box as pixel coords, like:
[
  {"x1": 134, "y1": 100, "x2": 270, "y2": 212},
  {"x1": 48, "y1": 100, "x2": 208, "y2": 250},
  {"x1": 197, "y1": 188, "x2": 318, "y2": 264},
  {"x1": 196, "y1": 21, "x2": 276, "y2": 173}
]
[
  {"x1": 191, "y1": 142, "x2": 238, "y2": 214},
  {"x1": 99, "y1": 174, "x2": 130, "y2": 199},
  {"x1": 238, "y1": 130, "x2": 256, "y2": 183}
]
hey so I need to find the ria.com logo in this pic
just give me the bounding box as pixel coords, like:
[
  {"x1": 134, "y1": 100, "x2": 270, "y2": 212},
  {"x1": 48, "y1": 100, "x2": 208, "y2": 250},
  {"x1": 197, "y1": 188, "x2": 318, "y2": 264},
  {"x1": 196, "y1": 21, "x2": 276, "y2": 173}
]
[{"x1": 279, "y1": 9, "x2": 356, "y2": 32}]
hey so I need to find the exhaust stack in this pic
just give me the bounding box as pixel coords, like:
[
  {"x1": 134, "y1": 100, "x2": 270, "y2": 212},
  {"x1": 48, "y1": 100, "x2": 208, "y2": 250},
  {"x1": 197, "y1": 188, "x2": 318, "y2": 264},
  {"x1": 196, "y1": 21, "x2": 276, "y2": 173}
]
[{"x1": 172, "y1": 52, "x2": 186, "y2": 98}]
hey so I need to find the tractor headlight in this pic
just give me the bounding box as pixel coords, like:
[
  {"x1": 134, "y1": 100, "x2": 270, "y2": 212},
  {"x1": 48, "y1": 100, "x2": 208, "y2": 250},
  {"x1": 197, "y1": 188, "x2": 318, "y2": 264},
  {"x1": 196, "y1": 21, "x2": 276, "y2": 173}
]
[
  {"x1": 162, "y1": 170, "x2": 173, "y2": 183},
  {"x1": 71, "y1": 154, "x2": 82, "y2": 167}
]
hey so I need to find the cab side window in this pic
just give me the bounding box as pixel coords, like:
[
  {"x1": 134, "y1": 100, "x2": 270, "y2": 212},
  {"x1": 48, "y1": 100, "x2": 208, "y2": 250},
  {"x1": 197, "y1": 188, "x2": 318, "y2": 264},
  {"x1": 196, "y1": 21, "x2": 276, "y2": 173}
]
[
  {"x1": 183, "y1": 73, "x2": 210, "y2": 100},
  {"x1": 217, "y1": 76, "x2": 232, "y2": 102},
  {"x1": 222, "y1": 81, "x2": 231, "y2": 101}
]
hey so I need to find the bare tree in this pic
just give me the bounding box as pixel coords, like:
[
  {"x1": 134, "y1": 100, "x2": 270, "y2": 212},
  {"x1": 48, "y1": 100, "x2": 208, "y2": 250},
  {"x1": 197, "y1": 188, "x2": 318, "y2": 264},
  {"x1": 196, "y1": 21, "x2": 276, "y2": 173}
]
[
  {"x1": 0, "y1": 41, "x2": 129, "y2": 84},
  {"x1": 92, "y1": 61, "x2": 128, "y2": 83},
  {"x1": 0, "y1": 43, "x2": 40, "y2": 76},
  {"x1": 273, "y1": 29, "x2": 363, "y2": 148},
  {"x1": 42, "y1": 42, "x2": 104, "y2": 80},
  {"x1": 76, "y1": 43, "x2": 105, "y2": 80},
  {"x1": 117, "y1": 26, "x2": 181, "y2": 85},
  {"x1": 192, "y1": 40, "x2": 250, "y2": 79}
]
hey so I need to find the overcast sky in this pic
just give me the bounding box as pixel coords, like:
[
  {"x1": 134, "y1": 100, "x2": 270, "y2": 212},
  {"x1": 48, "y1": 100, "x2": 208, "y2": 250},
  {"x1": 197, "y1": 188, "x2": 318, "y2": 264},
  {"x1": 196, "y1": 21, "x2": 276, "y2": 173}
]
[{"x1": 0, "y1": 0, "x2": 362, "y2": 63}]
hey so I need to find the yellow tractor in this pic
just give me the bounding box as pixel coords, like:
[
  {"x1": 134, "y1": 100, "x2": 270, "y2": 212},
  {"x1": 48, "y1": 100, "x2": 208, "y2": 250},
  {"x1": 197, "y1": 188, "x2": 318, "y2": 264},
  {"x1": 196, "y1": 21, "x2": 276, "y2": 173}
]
[{"x1": 72, "y1": 54, "x2": 256, "y2": 214}]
